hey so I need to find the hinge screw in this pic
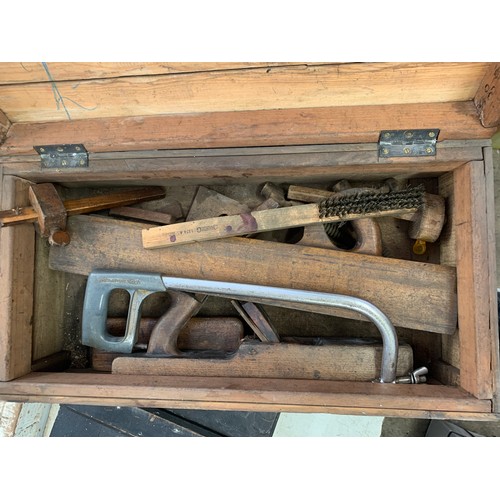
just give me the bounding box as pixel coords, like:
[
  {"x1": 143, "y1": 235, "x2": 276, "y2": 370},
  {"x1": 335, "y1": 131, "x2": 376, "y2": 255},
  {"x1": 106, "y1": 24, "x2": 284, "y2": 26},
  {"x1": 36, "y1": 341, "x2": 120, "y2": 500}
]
[
  {"x1": 382, "y1": 148, "x2": 390, "y2": 155},
  {"x1": 57, "y1": 147, "x2": 64, "y2": 152},
  {"x1": 75, "y1": 146, "x2": 81, "y2": 151},
  {"x1": 426, "y1": 147, "x2": 433, "y2": 154},
  {"x1": 61, "y1": 160, "x2": 67, "y2": 166},
  {"x1": 404, "y1": 131, "x2": 413, "y2": 139},
  {"x1": 403, "y1": 147, "x2": 411, "y2": 154},
  {"x1": 39, "y1": 147, "x2": 45, "y2": 152},
  {"x1": 80, "y1": 159, "x2": 85, "y2": 166},
  {"x1": 428, "y1": 131, "x2": 435, "y2": 138},
  {"x1": 383, "y1": 132, "x2": 391, "y2": 139}
]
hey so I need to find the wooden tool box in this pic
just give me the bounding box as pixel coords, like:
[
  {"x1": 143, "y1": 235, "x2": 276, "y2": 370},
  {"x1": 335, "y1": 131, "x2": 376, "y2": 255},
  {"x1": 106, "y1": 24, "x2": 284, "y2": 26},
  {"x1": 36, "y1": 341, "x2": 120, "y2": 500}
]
[{"x1": 0, "y1": 62, "x2": 499, "y2": 420}]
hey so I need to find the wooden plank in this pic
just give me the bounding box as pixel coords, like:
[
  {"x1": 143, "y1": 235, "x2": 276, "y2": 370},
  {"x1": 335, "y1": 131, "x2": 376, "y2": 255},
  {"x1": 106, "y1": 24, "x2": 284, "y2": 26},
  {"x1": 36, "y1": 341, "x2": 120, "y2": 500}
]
[
  {"x1": 111, "y1": 341, "x2": 413, "y2": 381},
  {"x1": 32, "y1": 235, "x2": 66, "y2": 361},
  {"x1": 49, "y1": 215, "x2": 458, "y2": 335},
  {"x1": 454, "y1": 161, "x2": 497, "y2": 399},
  {"x1": 2, "y1": 395, "x2": 497, "y2": 421},
  {"x1": 0, "y1": 372, "x2": 491, "y2": 414},
  {"x1": 0, "y1": 175, "x2": 35, "y2": 381},
  {"x1": 0, "y1": 101, "x2": 494, "y2": 155},
  {"x1": 483, "y1": 148, "x2": 500, "y2": 410},
  {"x1": 474, "y1": 63, "x2": 500, "y2": 127},
  {"x1": 0, "y1": 63, "x2": 489, "y2": 123},
  {"x1": 2, "y1": 146, "x2": 483, "y2": 184},
  {"x1": 0, "y1": 62, "x2": 313, "y2": 84},
  {"x1": 494, "y1": 149, "x2": 500, "y2": 290}
]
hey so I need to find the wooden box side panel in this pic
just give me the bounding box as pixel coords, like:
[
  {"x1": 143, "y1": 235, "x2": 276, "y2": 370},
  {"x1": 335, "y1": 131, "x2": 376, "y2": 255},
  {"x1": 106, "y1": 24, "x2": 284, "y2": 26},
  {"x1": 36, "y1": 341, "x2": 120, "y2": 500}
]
[
  {"x1": 454, "y1": 158, "x2": 499, "y2": 399},
  {"x1": 483, "y1": 148, "x2": 500, "y2": 408},
  {"x1": 0, "y1": 372, "x2": 493, "y2": 419},
  {"x1": 0, "y1": 173, "x2": 35, "y2": 381}
]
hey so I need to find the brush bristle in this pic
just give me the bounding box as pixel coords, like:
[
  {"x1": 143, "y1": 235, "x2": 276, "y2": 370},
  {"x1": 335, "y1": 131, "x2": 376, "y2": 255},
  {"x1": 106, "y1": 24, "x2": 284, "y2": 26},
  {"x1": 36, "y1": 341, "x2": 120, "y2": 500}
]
[{"x1": 318, "y1": 185, "x2": 425, "y2": 219}]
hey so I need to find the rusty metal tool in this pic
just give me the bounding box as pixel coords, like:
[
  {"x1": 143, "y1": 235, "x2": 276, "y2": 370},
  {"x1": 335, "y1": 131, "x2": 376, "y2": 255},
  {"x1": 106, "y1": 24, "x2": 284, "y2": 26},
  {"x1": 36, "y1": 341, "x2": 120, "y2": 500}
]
[{"x1": 82, "y1": 269, "x2": 401, "y2": 383}]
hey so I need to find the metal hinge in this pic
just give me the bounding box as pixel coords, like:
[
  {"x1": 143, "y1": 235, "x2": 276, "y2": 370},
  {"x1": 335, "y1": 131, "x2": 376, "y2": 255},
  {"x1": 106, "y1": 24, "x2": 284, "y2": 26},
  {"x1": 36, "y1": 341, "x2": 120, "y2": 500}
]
[
  {"x1": 34, "y1": 144, "x2": 88, "y2": 169},
  {"x1": 378, "y1": 129, "x2": 439, "y2": 158}
]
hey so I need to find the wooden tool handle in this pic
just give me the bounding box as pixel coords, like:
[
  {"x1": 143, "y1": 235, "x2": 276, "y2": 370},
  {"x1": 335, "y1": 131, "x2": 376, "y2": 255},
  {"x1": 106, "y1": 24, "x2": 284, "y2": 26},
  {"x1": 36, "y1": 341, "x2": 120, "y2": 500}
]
[
  {"x1": 0, "y1": 186, "x2": 165, "y2": 227},
  {"x1": 142, "y1": 203, "x2": 417, "y2": 249}
]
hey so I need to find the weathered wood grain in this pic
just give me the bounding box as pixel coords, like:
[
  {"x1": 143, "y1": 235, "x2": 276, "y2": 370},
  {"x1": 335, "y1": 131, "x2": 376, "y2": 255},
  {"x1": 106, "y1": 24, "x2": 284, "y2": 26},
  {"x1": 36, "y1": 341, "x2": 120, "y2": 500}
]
[
  {"x1": 454, "y1": 160, "x2": 498, "y2": 399},
  {"x1": 142, "y1": 201, "x2": 418, "y2": 249},
  {"x1": 0, "y1": 62, "x2": 311, "y2": 84},
  {"x1": 483, "y1": 148, "x2": 500, "y2": 410},
  {"x1": 49, "y1": 215, "x2": 458, "y2": 335},
  {"x1": 0, "y1": 372, "x2": 491, "y2": 415},
  {"x1": 474, "y1": 63, "x2": 500, "y2": 127},
  {"x1": 92, "y1": 317, "x2": 244, "y2": 371},
  {"x1": 0, "y1": 175, "x2": 35, "y2": 381},
  {"x1": 2, "y1": 145, "x2": 483, "y2": 185},
  {"x1": 32, "y1": 236, "x2": 66, "y2": 361},
  {"x1": 0, "y1": 63, "x2": 488, "y2": 123},
  {"x1": 0, "y1": 101, "x2": 494, "y2": 155},
  {"x1": 112, "y1": 341, "x2": 413, "y2": 382}
]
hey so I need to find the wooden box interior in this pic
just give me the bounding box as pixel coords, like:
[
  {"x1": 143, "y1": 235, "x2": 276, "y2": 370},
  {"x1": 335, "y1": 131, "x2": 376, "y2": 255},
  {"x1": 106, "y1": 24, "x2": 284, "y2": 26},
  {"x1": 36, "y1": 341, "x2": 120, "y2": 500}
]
[{"x1": 0, "y1": 62, "x2": 499, "y2": 420}]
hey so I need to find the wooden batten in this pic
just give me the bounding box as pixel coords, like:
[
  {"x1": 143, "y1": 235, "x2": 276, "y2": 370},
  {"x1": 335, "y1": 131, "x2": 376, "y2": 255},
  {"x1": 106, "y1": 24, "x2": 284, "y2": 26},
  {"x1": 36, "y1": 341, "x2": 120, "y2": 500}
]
[
  {"x1": 0, "y1": 174, "x2": 35, "y2": 381},
  {"x1": 0, "y1": 62, "x2": 489, "y2": 123},
  {"x1": 0, "y1": 143, "x2": 485, "y2": 185},
  {"x1": 454, "y1": 159, "x2": 499, "y2": 399},
  {"x1": 474, "y1": 63, "x2": 500, "y2": 128},
  {"x1": 0, "y1": 372, "x2": 492, "y2": 417},
  {"x1": 0, "y1": 102, "x2": 496, "y2": 158}
]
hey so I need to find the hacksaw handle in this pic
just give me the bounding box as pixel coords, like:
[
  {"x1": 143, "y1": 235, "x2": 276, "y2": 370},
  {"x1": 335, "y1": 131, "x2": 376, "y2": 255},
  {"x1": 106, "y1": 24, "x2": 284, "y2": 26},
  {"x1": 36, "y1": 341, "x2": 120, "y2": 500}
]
[{"x1": 82, "y1": 270, "x2": 166, "y2": 353}]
